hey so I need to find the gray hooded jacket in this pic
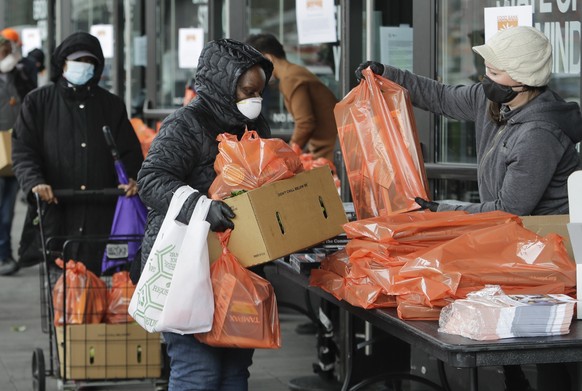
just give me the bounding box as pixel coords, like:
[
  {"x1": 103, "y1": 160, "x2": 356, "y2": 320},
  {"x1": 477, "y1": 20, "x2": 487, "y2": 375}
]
[
  {"x1": 137, "y1": 39, "x2": 273, "y2": 270},
  {"x1": 383, "y1": 66, "x2": 582, "y2": 215}
]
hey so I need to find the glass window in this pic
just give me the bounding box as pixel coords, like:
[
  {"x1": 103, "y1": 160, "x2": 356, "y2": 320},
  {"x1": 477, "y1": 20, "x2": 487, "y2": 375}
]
[
  {"x1": 435, "y1": 0, "x2": 581, "y2": 200},
  {"x1": 247, "y1": 0, "x2": 340, "y2": 139},
  {"x1": 71, "y1": 0, "x2": 116, "y2": 92},
  {"x1": 155, "y1": 0, "x2": 208, "y2": 108},
  {"x1": 125, "y1": 0, "x2": 146, "y2": 117}
]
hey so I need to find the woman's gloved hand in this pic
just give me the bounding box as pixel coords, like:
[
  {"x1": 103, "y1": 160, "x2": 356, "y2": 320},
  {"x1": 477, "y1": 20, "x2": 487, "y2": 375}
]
[
  {"x1": 414, "y1": 197, "x2": 439, "y2": 212},
  {"x1": 355, "y1": 61, "x2": 385, "y2": 82},
  {"x1": 206, "y1": 200, "x2": 236, "y2": 232}
]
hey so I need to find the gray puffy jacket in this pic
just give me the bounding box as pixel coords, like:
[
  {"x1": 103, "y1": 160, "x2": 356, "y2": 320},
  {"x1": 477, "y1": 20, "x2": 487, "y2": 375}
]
[{"x1": 383, "y1": 66, "x2": 582, "y2": 215}]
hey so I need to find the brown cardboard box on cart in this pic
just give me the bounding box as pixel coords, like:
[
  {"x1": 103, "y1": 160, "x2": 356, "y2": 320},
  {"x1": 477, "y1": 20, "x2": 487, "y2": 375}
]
[
  {"x1": 56, "y1": 323, "x2": 161, "y2": 380},
  {"x1": 0, "y1": 130, "x2": 13, "y2": 176},
  {"x1": 208, "y1": 166, "x2": 348, "y2": 267}
]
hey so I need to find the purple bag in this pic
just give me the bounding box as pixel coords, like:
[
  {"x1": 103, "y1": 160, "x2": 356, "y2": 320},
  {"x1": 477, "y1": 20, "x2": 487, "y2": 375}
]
[{"x1": 101, "y1": 126, "x2": 148, "y2": 274}]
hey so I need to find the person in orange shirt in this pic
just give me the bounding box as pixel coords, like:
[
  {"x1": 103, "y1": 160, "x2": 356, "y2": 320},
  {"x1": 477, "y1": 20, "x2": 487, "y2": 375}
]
[{"x1": 246, "y1": 33, "x2": 338, "y2": 161}]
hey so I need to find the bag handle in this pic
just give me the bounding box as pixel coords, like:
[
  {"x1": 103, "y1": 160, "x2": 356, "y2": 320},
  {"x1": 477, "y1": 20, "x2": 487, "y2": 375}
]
[
  {"x1": 242, "y1": 129, "x2": 259, "y2": 140},
  {"x1": 168, "y1": 186, "x2": 197, "y2": 221},
  {"x1": 190, "y1": 195, "x2": 213, "y2": 223}
]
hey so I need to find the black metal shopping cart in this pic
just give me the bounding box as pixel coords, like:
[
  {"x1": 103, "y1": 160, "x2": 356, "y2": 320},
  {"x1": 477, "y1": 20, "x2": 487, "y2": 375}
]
[{"x1": 32, "y1": 189, "x2": 167, "y2": 391}]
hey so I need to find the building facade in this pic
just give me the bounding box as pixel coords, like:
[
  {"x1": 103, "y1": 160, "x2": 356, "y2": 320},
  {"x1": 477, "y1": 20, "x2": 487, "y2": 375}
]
[{"x1": 1, "y1": 0, "x2": 580, "y2": 202}]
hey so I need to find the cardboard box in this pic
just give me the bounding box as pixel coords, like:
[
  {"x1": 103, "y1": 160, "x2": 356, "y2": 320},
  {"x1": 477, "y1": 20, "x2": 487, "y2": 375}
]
[
  {"x1": 56, "y1": 323, "x2": 161, "y2": 380},
  {"x1": 0, "y1": 130, "x2": 12, "y2": 176},
  {"x1": 520, "y1": 214, "x2": 573, "y2": 260},
  {"x1": 209, "y1": 166, "x2": 348, "y2": 267}
]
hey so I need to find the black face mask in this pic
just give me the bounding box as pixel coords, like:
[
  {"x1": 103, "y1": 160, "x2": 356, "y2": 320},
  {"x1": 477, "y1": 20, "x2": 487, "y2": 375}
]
[{"x1": 482, "y1": 75, "x2": 524, "y2": 104}]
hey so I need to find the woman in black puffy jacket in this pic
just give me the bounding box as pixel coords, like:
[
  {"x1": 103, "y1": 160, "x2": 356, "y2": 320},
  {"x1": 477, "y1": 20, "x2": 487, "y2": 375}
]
[{"x1": 137, "y1": 39, "x2": 273, "y2": 391}]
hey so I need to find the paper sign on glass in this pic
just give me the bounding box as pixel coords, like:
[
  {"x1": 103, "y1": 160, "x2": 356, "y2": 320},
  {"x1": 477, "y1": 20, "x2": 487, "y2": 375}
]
[
  {"x1": 380, "y1": 25, "x2": 413, "y2": 73},
  {"x1": 179, "y1": 28, "x2": 204, "y2": 69},
  {"x1": 90, "y1": 24, "x2": 114, "y2": 58},
  {"x1": 296, "y1": 0, "x2": 337, "y2": 45},
  {"x1": 20, "y1": 28, "x2": 42, "y2": 57},
  {"x1": 484, "y1": 5, "x2": 532, "y2": 42}
]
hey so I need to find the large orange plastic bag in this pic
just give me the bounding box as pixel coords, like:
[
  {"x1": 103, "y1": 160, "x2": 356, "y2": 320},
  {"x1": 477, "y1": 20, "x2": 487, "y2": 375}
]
[
  {"x1": 343, "y1": 210, "x2": 519, "y2": 244},
  {"x1": 310, "y1": 269, "x2": 345, "y2": 301},
  {"x1": 398, "y1": 222, "x2": 576, "y2": 304},
  {"x1": 106, "y1": 271, "x2": 136, "y2": 324},
  {"x1": 311, "y1": 251, "x2": 397, "y2": 309},
  {"x1": 345, "y1": 239, "x2": 426, "y2": 265},
  {"x1": 320, "y1": 249, "x2": 365, "y2": 279},
  {"x1": 196, "y1": 230, "x2": 281, "y2": 348},
  {"x1": 209, "y1": 130, "x2": 304, "y2": 200},
  {"x1": 343, "y1": 278, "x2": 397, "y2": 309},
  {"x1": 53, "y1": 259, "x2": 107, "y2": 326},
  {"x1": 334, "y1": 68, "x2": 429, "y2": 219},
  {"x1": 317, "y1": 247, "x2": 457, "y2": 309},
  {"x1": 310, "y1": 267, "x2": 397, "y2": 309}
]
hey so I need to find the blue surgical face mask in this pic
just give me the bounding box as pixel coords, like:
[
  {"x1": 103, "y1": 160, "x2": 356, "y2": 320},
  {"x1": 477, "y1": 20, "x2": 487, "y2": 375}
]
[{"x1": 63, "y1": 60, "x2": 95, "y2": 86}]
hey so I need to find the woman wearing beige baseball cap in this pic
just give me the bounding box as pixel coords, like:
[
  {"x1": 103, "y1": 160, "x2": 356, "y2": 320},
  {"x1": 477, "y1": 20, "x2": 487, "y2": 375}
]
[
  {"x1": 357, "y1": 25, "x2": 580, "y2": 390},
  {"x1": 355, "y1": 25, "x2": 582, "y2": 217}
]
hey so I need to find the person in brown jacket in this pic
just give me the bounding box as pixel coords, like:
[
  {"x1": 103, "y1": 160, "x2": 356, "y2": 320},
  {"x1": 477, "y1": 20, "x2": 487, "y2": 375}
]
[{"x1": 246, "y1": 33, "x2": 338, "y2": 161}]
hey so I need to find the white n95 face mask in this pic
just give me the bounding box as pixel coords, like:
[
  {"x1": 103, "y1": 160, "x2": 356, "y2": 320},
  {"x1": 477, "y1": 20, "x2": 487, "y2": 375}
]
[
  {"x1": 236, "y1": 97, "x2": 263, "y2": 120},
  {"x1": 0, "y1": 54, "x2": 17, "y2": 73},
  {"x1": 63, "y1": 60, "x2": 95, "y2": 86}
]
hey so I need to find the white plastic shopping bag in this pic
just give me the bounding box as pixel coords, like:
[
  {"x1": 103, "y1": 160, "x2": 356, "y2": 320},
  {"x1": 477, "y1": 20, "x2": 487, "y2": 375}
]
[{"x1": 129, "y1": 186, "x2": 214, "y2": 334}]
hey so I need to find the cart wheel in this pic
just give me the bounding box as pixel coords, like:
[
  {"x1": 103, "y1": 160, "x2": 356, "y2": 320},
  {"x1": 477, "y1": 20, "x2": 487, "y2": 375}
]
[{"x1": 32, "y1": 348, "x2": 46, "y2": 391}]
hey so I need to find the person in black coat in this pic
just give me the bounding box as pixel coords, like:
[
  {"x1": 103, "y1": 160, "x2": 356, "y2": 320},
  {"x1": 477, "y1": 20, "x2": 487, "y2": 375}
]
[
  {"x1": 11, "y1": 32, "x2": 143, "y2": 275},
  {"x1": 137, "y1": 38, "x2": 273, "y2": 391},
  {"x1": 0, "y1": 35, "x2": 33, "y2": 276}
]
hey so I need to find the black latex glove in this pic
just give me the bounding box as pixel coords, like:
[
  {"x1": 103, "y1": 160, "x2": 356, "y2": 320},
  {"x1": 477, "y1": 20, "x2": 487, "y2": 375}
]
[
  {"x1": 415, "y1": 197, "x2": 439, "y2": 212},
  {"x1": 355, "y1": 61, "x2": 385, "y2": 82},
  {"x1": 206, "y1": 200, "x2": 235, "y2": 232}
]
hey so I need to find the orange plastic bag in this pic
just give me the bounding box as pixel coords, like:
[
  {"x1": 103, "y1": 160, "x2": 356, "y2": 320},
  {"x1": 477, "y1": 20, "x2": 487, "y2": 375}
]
[
  {"x1": 130, "y1": 117, "x2": 156, "y2": 157},
  {"x1": 195, "y1": 231, "x2": 281, "y2": 348},
  {"x1": 334, "y1": 68, "x2": 429, "y2": 219},
  {"x1": 209, "y1": 130, "x2": 304, "y2": 200},
  {"x1": 310, "y1": 265, "x2": 397, "y2": 309},
  {"x1": 106, "y1": 271, "x2": 136, "y2": 324},
  {"x1": 291, "y1": 143, "x2": 341, "y2": 190},
  {"x1": 399, "y1": 222, "x2": 576, "y2": 286},
  {"x1": 310, "y1": 268, "x2": 345, "y2": 301},
  {"x1": 396, "y1": 222, "x2": 576, "y2": 307},
  {"x1": 343, "y1": 210, "x2": 520, "y2": 244},
  {"x1": 312, "y1": 250, "x2": 397, "y2": 309},
  {"x1": 52, "y1": 259, "x2": 107, "y2": 326}
]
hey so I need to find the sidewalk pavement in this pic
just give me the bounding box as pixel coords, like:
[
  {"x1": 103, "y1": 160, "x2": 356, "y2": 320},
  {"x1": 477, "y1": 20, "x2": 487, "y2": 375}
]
[{"x1": 0, "y1": 197, "x2": 321, "y2": 390}]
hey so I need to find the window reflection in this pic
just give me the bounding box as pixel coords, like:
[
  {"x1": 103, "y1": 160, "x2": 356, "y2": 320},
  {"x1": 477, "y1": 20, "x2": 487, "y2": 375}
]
[
  {"x1": 248, "y1": 0, "x2": 340, "y2": 139},
  {"x1": 156, "y1": 0, "x2": 208, "y2": 108},
  {"x1": 435, "y1": 0, "x2": 581, "y2": 201},
  {"x1": 71, "y1": 0, "x2": 115, "y2": 92}
]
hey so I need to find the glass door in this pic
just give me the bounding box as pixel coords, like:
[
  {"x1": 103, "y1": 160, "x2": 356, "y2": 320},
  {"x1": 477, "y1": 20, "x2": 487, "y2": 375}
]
[
  {"x1": 434, "y1": 0, "x2": 581, "y2": 201},
  {"x1": 70, "y1": 0, "x2": 118, "y2": 93},
  {"x1": 144, "y1": 0, "x2": 211, "y2": 118},
  {"x1": 247, "y1": 0, "x2": 341, "y2": 139}
]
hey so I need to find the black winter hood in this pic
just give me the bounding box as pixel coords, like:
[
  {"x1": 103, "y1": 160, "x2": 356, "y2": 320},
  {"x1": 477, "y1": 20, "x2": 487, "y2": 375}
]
[
  {"x1": 194, "y1": 39, "x2": 273, "y2": 131},
  {"x1": 50, "y1": 32, "x2": 104, "y2": 84}
]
